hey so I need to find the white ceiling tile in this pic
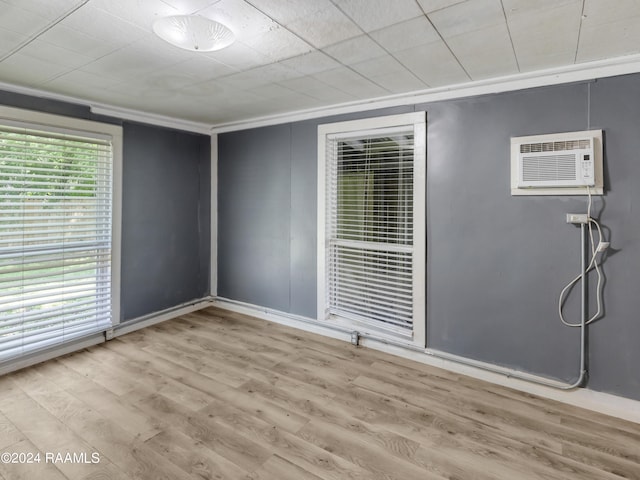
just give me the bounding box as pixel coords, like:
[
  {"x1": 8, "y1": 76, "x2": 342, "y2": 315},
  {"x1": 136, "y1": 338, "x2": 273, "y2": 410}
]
[
  {"x1": 323, "y1": 35, "x2": 386, "y2": 65},
  {"x1": 351, "y1": 55, "x2": 427, "y2": 92},
  {"x1": 287, "y1": 5, "x2": 362, "y2": 48},
  {"x1": 333, "y1": 0, "x2": 423, "y2": 32},
  {"x1": 429, "y1": 0, "x2": 505, "y2": 38},
  {"x1": 216, "y1": 63, "x2": 301, "y2": 90},
  {"x1": 506, "y1": 1, "x2": 582, "y2": 71},
  {"x1": 178, "y1": 79, "x2": 233, "y2": 98},
  {"x1": 0, "y1": 52, "x2": 71, "y2": 86},
  {"x1": 101, "y1": 83, "x2": 179, "y2": 104},
  {"x1": 60, "y1": 5, "x2": 148, "y2": 48},
  {"x1": 32, "y1": 25, "x2": 119, "y2": 58},
  {"x1": 416, "y1": 0, "x2": 468, "y2": 13},
  {"x1": 502, "y1": 0, "x2": 580, "y2": 16},
  {"x1": 241, "y1": 25, "x2": 312, "y2": 61},
  {"x1": 232, "y1": 98, "x2": 286, "y2": 117},
  {"x1": 160, "y1": 0, "x2": 221, "y2": 15},
  {"x1": 2, "y1": 0, "x2": 86, "y2": 19},
  {"x1": 197, "y1": 0, "x2": 278, "y2": 40},
  {"x1": 129, "y1": 34, "x2": 194, "y2": 63},
  {"x1": 0, "y1": 27, "x2": 29, "y2": 58},
  {"x1": 278, "y1": 75, "x2": 331, "y2": 92},
  {"x1": 350, "y1": 55, "x2": 408, "y2": 78},
  {"x1": 370, "y1": 16, "x2": 440, "y2": 53},
  {"x1": 243, "y1": 0, "x2": 333, "y2": 24},
  {"x1": 90, "y1": 0, "x2": 177, "y2": 30},
  {"x1": 141, "y1": 72, "x2": 201, "y2": 93},
  {"x1": 305, "y1": 85, "x2": 356, "y2": 102},
  {"x1": 370, "y1": 70, "x2": 427, "y2": 93},
  {"x1": 581, "y1": 0, "x2": 640, "y2": 26},
  {"x1": 517, "y1": 51, "x2": 578, "y2": 72},
  {"x1": 0, "y1": 3, "x2": 51, "y2": 36},
  {"x1": 394, "y1": 41, "x2": 469, "y2": 87},
  {"x1": 200, "y1": 70, "x2": 264, "y2": 91},
  {"x1": 273, "y1": 76, "x2": 355, "y2": 103},
  {"x1": 246, "y1": 83, "x2": 297, "y2": 99},
  {"x1": 313, "y1": 66, "x2": 389, "y2": 98},
  {"x1": 44, "y1": 69, "x2": 126, "y2": 91},
  {"x1": 577, "y1": 16, "x2": 640, "y2": 63},
  {"x1": 163, "y1": 56, "x2": 237, "y2": 81},
  {"x1": 204, "y1": 40, "x2": 271, "y2": 70},
  {"x1": 0, "y1": 0, "x2": 639, "y2": 127},
  {"x1": 445, "y1": 23, "x2": 518, "y2": 79},
  {"x1": 11, "y1": 39, "x2": 94, "y2": 71},
  {"x1": 243, "y1": 62, "x2": 303, "y2": 83},
  {"x1": 279, "y1": 51, "x2": 341, "y2": 75},
  {"x1": 80, "y1": 41, "x2": 183, "y2": 81},
  {"x1": 266, "y1": 90, "x2": 317, "y2": 107}
]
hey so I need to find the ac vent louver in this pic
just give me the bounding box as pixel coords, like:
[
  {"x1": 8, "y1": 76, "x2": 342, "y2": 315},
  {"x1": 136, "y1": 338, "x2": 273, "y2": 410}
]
[
  {"x1": 520, "y1": 139, "x2": 590, "y2": 153},
  {"x1": 522, "y1": 155, "x2": 577, "y2": 182}
]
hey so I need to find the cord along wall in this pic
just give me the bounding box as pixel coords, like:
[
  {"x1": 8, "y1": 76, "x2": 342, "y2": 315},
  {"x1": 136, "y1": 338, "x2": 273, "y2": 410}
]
[{"x1": 218, "y1": 73, "x2": 640, "y2": 402}]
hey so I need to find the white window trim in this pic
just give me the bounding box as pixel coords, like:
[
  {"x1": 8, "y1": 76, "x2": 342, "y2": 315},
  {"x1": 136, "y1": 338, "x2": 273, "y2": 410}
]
[
  {"x1": 0, "y1": 105, "x2": 123, "y2": 330},
  {"x1": 317, "y1": 111, "x2": 426, "y2": 347}
]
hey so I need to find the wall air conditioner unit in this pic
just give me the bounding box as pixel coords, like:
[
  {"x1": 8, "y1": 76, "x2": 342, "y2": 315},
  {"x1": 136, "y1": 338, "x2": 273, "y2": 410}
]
[{"x1": 511, "y1": 129, "x2": 603, "y2": 196}]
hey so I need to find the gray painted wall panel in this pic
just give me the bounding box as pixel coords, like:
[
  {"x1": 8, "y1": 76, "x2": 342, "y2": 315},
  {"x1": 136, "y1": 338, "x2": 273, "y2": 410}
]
[
  {"x1": 586, "y1": 76, "x2": 640, "y2": 395},
  {"x1": 420, "y1": 84, "x2": 591, "y2": 381},
  {"x1": 217, "y1": 76, "x2": 640, "y2": 401},
  {"x1": 218, "y1": 106, "x2": 413, "y2": 318},
  {"x1": 290, "y1": 122, "x2": 318, "y2": 317},
  {"x1": 218, "y1": 124, "x2": 292, "y2": 311},
  {"x1": 121, "y1": 122, "x2": 210, "y2": 320}
]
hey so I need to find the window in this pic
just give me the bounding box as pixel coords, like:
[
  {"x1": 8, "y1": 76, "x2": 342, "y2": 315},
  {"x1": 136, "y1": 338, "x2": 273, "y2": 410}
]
[
  {"x1": 318, "y1": 112, "x2": 426, "y2": 346},
  {"x1": 0, "y1": 106, "x2": 122, "y2": 362}
]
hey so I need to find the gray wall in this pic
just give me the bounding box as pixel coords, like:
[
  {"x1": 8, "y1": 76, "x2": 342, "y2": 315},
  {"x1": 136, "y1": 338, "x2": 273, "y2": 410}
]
[
  {"x1": 0, "y1": 91, "x2": 211, "y2": 322},
  {"x1": 217, "y1": 74, "x2": 640, "y2": 401},
  {"x1": 121, "y1": 122, "x2": 210, "y2": 320}
]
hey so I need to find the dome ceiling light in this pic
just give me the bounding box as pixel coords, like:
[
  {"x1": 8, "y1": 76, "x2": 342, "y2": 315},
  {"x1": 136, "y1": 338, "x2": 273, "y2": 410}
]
[{"x1": 152, "y1": 15, "x2": 235, "y2": 52}]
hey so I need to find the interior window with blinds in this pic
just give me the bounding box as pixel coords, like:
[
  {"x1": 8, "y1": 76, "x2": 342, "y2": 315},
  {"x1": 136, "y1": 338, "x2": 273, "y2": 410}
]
[
  {"x1": 0, "y1": 123, "x2": 113, "y2": 361},
  {"x1": 321, "y1": 112, "x2": 425, "y2": 342}
]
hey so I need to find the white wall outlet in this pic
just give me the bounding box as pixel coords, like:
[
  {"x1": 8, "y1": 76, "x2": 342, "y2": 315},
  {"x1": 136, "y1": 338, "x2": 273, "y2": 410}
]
[{"x1": 566, "y1": 213, "x2": 589, "y2": 224}]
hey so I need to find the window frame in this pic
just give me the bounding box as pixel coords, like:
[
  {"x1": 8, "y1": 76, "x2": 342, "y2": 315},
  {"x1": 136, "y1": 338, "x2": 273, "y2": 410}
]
[
  {"x1": 317, "y1": 111, "x2": 426, "y2": 347},
  {"x1": 0, "y1": 105, "x2": 123, "y2": 365}
]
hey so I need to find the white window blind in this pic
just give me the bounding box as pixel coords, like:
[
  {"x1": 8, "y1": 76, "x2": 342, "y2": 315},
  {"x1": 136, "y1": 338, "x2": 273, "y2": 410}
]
[
  {"x1": 325, "y1": 125, "x2": 416, "y2": 336},
  {"x1": 0, "y1": 123, "x2": 113, "y2": 361}
]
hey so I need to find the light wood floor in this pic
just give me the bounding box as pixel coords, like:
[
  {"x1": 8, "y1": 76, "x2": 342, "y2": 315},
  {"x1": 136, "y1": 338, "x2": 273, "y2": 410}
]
[{"x1": 0, "y1": 307, "x2": 639, "y2": 480}]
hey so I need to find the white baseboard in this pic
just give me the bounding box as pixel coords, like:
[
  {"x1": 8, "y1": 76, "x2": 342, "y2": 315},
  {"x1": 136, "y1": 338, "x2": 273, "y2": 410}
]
[
  {"x1": 213, "y1": 298, "x2": 353, "y2": 341},
  {"x1": 0, "y1": 333, "x2": 106, "y2": 377},
  {"x1": 0, "y1": 298, "x2": 214, "y2": 377},
  {"x1": 213, "y1": 297, "x2": 640, "y2": 425},
  {"x1": 114, "y1": 297, "x2": 213, "y2": 337}
]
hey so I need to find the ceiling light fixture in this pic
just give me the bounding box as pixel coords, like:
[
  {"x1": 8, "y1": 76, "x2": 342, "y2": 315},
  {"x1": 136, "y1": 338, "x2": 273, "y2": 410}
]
[{"x1": 152, "y1": 15, "x2": 235, "y2": 52}]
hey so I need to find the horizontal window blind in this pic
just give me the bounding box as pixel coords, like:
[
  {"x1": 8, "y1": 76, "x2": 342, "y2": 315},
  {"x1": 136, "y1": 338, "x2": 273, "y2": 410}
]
[
  {"x1": 326, "y1": 128, "x2": 415, "y2": 335},
  {"x1": 0, "y1": 123, "x2": 113, "y2": 361}
]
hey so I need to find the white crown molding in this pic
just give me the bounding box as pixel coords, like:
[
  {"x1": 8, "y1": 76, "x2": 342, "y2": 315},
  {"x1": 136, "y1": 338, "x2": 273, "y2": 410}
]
[
  {"x1": 0, "y1": 80, "x2": 211, "y2": 135},
  {"x1": 89, "y1": 104, "x2": 212, "y2": 135},
  {"x1": 3, "y1": 53, "x2": 640, "y2": 136},
  {"x1": 210, "y1": 53, "x2": 640, "y2": 134}
]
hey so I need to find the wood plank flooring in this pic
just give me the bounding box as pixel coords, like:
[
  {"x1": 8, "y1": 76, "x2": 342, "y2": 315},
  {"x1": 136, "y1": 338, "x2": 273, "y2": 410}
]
[{"x1": 0, "y1": 306, "x2": 639, "y2": 480}]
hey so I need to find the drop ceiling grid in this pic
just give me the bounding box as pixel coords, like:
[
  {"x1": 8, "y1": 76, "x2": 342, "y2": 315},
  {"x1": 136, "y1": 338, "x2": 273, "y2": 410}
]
[
  {"x1": 0, "y1": 0, "x2": 638, "y2": 125},
  {"x1": 505, "y1": 0, "x2": 584, "y2": 71}
]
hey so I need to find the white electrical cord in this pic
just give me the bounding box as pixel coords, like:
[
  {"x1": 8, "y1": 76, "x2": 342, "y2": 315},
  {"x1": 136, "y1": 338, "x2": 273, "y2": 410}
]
[{"x1": 558, "y1": 186, "x2": 607, "y2": 327}]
